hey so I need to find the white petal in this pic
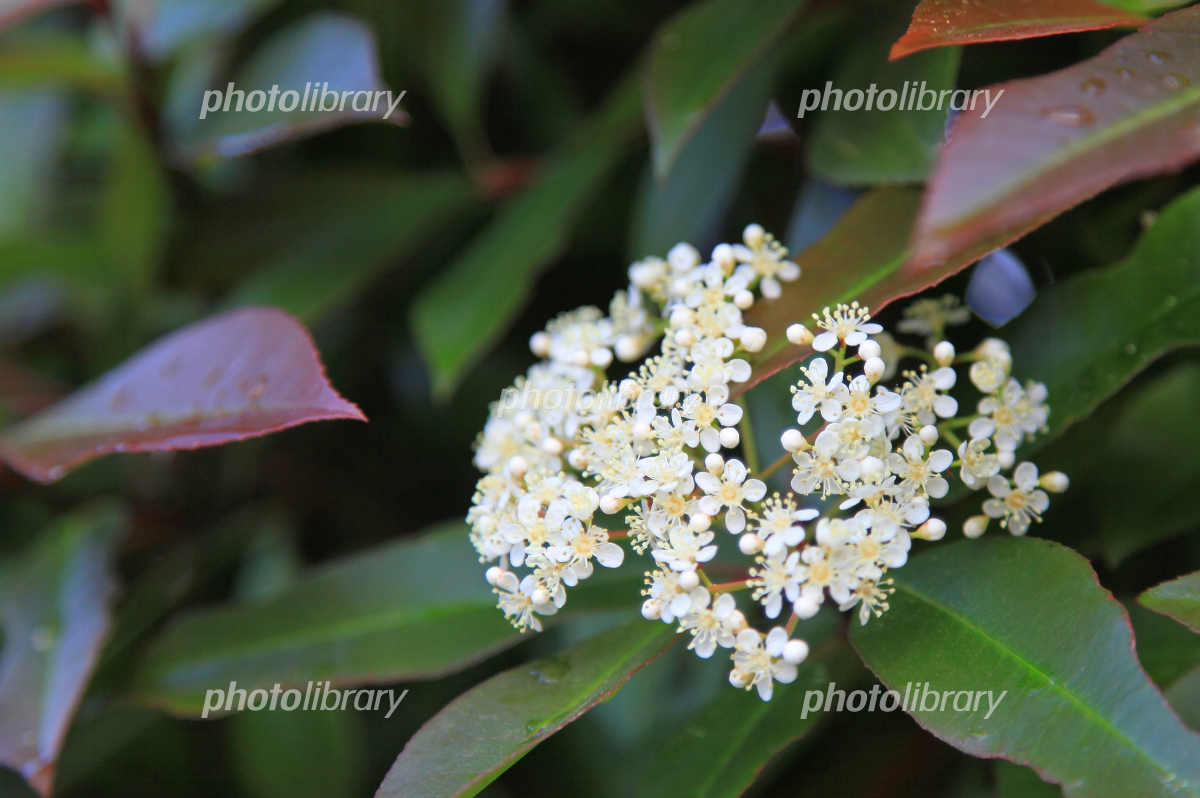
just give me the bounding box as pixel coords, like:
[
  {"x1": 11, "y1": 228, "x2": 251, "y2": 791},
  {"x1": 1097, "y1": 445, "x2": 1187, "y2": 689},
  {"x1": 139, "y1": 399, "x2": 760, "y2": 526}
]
[
  {"x1": 928, "y1": 449, "x2": 953, "y2": 472},
  {"x1": 743, "y1": 479, "x2": 767, "y2": 502},
  {"x1": 727, "y1": 359, "x2": 752, "y2": 383},
  {"x1": 695, "y1": 472, "x2": 721, "y2": 494},
  {"x1": 716, "y1": 402, "x2": 743, "y2": 426},
  {"x1": 766, "y1": 627, "x2": 788, "y2": 655},
  {"x1": 594, "y1": 542, "x2": 625, "y2": 568},
  {"x1": 723, "y1": 459, "x2": 748, "y2": 483},
  {"x1": 812, "y1": 331, "x2": 838, "y2": 352},
  {"x1": 933, "y1": 394, "x2": 959, "y2": 418},
  {"x1": 726, "y1": 505, "x2": 747, "y2": 533},
  {"x1": 1014, "y1": 462, "x2": 1039, "y2": 490}
]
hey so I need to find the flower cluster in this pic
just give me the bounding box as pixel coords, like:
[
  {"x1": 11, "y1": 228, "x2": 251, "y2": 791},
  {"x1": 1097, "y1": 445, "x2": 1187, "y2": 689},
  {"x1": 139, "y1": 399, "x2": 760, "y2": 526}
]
[{"x1": 467, "y1": 226, "x2": 1067, "y2": 700}]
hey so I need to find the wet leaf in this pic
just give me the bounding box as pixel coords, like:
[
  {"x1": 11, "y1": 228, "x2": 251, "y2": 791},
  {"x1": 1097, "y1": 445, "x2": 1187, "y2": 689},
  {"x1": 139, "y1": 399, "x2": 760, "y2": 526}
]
[
  {"x1": 0, "y1": 307, "x2": 365, "y2": 483},
  {"x1": 909, "y1": 6, "x2": 1200, "y2": 268},
  {"x1": 890, "y1": 0, "x2": 1146, "y2": 60}
]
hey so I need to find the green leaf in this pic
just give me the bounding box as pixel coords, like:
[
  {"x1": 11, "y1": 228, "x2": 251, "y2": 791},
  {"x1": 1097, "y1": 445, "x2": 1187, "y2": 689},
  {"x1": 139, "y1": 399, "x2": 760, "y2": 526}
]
[
  {"x1": 0, "y1": 91, "x2": 66, "y2": 237},
  {"x1": 1007, "y1": 185, "x2": 1200, "y2": 445},
  {"x1": 637, "y1": 608, "x2": 844, "y2": 798},
  {"x1": 851, "y1": 537, "x2": 1200, "y2": 798},
  {"x1": 1046, "y1": 362, "x2": 1200, "y2": 566},
  {"x1": 411, "y1": 71, "x2": 644, "y2": 399},
  {"x1": 644, "y1": 0, "x2": 807, "y2": 176},
  {"x1": 995, "y1": 761, "x2": 1064, "y2": 798},
  {"x1": 222, "y1": 171, "x2": 476, "y2": 322},
  {"x1": 130, "y1": 522, "x2": 641, "y2": 716},
  {"x1": 1128, "y1": 601, "x2": 1200, "y2": 689},
  {"x1": 100, "y1": 118, "x2": 171, "y2": 298},
  {"x1": 374, "y1": 619, "x2": 674, "y2": 798},
  {"x1": 396, "y1": 0, "x2": 506, "y2": 165},
  {"x1": 909, "y1": 6, "x2": 1200, "y2": 268},
  {"x1": 0, "y1": 504, "x2": 126, "y2": 797},
  {"x1": 226, "y1": 521, "x2": 366, "y2": 798},
  {"x1": 0, "y1": 35, "x2": 122, "y2": 94},
  {"x1": 167, "y1": 13, "x2": 406, "y2": 160},
  {"x1": 630, "y1": 53, "x2": 772, "y2": 256},
  {"x1": 738, "y1": 187, "x2": 985, "y2": 394},
  {"x1": 806, "y1": 18, "x2": 960, "y2": 185},
  {"x1": 1141, "y1": 572, "x2": 1200, "y2": 634}
]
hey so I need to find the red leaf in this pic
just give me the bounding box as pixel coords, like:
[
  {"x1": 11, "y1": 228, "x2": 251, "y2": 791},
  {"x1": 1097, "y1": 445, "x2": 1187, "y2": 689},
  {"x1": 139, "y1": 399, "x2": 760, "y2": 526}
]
[
  {"x1": 910, "y1": 5, "x2": 1200, "y2": 269},
  {"x1": 890, "y1": 0, "x2": 1146, "y2": 60},
  {"x1": 739, "y1": 187, "x2": 987, "y2": 394},
  {"x1": 0, "y1": 307, "x2": 365, "y2": 483}
]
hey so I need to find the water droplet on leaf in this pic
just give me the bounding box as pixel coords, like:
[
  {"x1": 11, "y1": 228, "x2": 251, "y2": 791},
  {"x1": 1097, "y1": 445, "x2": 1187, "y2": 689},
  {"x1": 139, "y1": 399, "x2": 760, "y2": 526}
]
[{"x1": 1041, "y1": 106, "x2": 1094, "y2": 127}]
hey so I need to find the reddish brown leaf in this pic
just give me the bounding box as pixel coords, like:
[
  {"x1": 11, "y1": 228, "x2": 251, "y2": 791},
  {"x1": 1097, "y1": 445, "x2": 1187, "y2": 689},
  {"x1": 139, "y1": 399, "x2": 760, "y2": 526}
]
[
  {"x1": 890, "y1": 0, "x2": 1146, "y2": 60},
  {"x1": 910, "y1": 5, "x2": 1200, "y2": 268},
  {"x1": 0, "y1": 307, "x2": 365, "y2": 483},
  {"x1": 738, "y1": 187, "x2": 988, "y2": 394}
]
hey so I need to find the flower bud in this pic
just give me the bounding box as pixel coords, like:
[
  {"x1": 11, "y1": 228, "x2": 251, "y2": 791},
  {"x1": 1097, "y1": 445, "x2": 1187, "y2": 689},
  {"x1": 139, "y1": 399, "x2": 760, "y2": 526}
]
[
  {"x1": 963, "y1": 515, "x2": 989, "y2": 539},
  {"x1": 719, "y1": 427, "x2": 741, "y2": 449},
  {"x1": 1039, "y1": 471, "x2": 1070, "y2": 493},
  {"x1": 712, "y1": 243, "x2": 737, "y2": 271},
  {"x1": 733, "y1": 289, "x2": 754, "y2": 309},
  {"x1": 743, "y1": 223, "x2": 765, "y2": 249},
  {"x1": 678, "y1": 569, "x2": 700, "y2": 590},
  {"x1": 914, "y1": 518, "x2": 947, "y2": 541},
  {"x1": 599, "y1": 494, "x2": 625, "y2": 515},
  {"x1": 740, "y1": 326, "x2": 767, "y2": 352},
  {"x1": 641, "y1": 599, "x2": 662, "y2": 620},
  {"x1": 705, "y1": 453, "x2": 725, "y2": 474},
  {"x1": 918, "y1": 425, "x2": 939, "y2": 446},
  {"x1": 689, "y1": 513, "x2": 712, "y2": 532},
  {"x1": 786, "y1": 323, "x2": 813, "y2": 346},
  {"x1": 739, "y1": 533, "x2": 763, "y2": 555},
  {"x1": 529, "y1": 331, "x2": 550, "y2": 357},
  {"x1": 782, "y1": 639, "x2": 809, "y2": 664},
  {"x1": 933, "y1": 340, "x2": 956, "y2": 366},
  {"x1": 864, "y1": 357, "x2": 886, "y2": 382},
  {"x1": 858, "y1": 339, "x2": 882, "y2": 360},
  {"x1": 781, "y1": 428, "x2": 808, "y2": 453}
]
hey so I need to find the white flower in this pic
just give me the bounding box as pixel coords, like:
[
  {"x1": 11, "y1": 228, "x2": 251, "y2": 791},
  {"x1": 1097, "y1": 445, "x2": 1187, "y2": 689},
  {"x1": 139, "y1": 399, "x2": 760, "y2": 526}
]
[
  {"x1": 679, "y1": 592, "x2": 742, "y2": 657},
  {"x1": 886, "y1": 436, "x2": 953, "y2": 500},
  {"x1": 958, "y1": 438, "x2": 1001, "y2": 489},
  {"x1": 900, "y1": 366, "x2": 958, "y2": 429},
  {"x1": 896, "y1": 295, "x2": 970, "y2": 344},
  {"x1": 750, "y1": 549, "x2": 804, "y2": 618},
  {"x1": 731, "y1": 226, "x2": 800, "y2": 299},
  {"x1": 811, "y1": 302, "x2": 883, "y2": 352},
  {"x1": 790, "y1": 356, "x2": 845, "y2": 423},
  {"x1": 731, "y1": 627, "x2": 798, "y2": 701},
  {"x1": 696, "y1": 458, "x2": 767, "y2": 533},
  {"x1": 680, "y1": 389, "x2": 743, "y2": 452},
  {"x1": 494, "y1": 571, "x2": 557, "y2": 632},
  {"x1": 970, "y1": 379, "x2": 1048, "y2": 451},
  {"x1": 791, "y1": 429, "x2": 852, "y2": 497},
  {"x1": 754, "y1": 493, "x2": 818, "y2": 556},
  {"x1": 982, "y1": 462, "x2": 1050, "y2": 535}
]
